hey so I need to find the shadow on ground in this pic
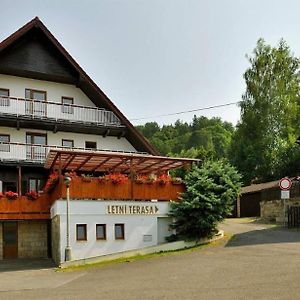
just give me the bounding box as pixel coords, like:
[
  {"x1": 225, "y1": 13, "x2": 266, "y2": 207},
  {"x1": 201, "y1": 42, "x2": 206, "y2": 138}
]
[
  {"x1": 225, "y1": 227, "x2": 300, "y2": 247},
  {"x1": 0, "y1": 258, "x2": 55, "y2": 272}
]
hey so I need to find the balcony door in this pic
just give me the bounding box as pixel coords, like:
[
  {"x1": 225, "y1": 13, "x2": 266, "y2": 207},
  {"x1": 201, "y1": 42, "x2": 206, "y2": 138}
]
[
  {"x1": 26, "y1": 133, "x2": 47, "y2": 160},
  {"x1": 25, "y1": 89, "x2": 47, "y2": 117},
  {"x1": 3, "y1": 222, "x2": 18, "y2": 259}
]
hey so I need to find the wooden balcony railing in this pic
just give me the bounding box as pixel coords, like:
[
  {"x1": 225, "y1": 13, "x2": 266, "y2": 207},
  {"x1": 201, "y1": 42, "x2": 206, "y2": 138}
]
[
  {"x1": 0, "y1": 96, "x2": 122, "y2": 127},
  {"x1": 0, "y1": 177, "x2": 184, "y2": 220},
  {"x1": 0, "y1": 194, "x2": 51, "y2": 220},
  {"x1": 52, "y1": 177, "x2": 185, "y2": 201}
]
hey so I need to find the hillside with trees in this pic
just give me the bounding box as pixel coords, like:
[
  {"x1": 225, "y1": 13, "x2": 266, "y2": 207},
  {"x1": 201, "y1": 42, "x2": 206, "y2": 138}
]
[{"x1": 136, "y1": 116, "x2": 234, "y2": 160}]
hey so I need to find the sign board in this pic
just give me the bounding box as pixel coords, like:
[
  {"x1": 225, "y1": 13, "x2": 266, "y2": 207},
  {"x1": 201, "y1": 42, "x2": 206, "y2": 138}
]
[
  {"x1": 107, "y1": 204, "x2": 159, "y2": 215},
  {"x1": 279, "y1": 178, "x2": 292, "y2": 190},
  {"x1": 281, "y1": 190, "x2": 290, "y2": 199}
]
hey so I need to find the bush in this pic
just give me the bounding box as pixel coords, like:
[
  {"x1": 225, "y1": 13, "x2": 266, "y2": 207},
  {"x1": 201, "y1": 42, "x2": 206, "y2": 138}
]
[{"x1": 169, "y1": 160, "x2": 241, "y2": 240}]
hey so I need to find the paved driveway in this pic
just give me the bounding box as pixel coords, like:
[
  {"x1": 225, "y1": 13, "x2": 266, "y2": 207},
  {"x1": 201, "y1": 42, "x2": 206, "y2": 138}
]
[{"x1": 1, "y1": 219, "x2": 300, "y2": 300}]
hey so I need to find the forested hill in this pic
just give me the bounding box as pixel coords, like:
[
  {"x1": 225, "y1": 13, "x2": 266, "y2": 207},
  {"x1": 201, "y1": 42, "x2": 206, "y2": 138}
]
[{"x1": 136, "y1": 115, "x2": 235, "y2": 159}]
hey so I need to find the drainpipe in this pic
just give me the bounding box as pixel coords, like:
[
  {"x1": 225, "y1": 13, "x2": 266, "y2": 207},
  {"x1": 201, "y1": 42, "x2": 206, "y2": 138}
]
[{"x1": 64, "y1": 176, "x2": 72, "y2": 261}]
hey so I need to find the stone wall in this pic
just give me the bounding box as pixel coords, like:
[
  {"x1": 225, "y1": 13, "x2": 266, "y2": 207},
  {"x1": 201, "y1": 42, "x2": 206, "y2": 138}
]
[
  {"x1": 18, "y1": 220, "x2": 48, "y2": 258},
  {"x1": 51, "y1": 215, "x2": 60, "y2": 265},
  {"x1": 260, "y1": 198, "x2": 300, "y2": 223}
]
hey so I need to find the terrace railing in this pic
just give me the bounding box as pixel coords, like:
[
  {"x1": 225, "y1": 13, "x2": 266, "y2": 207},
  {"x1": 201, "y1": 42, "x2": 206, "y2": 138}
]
[{"x1": 0, "y1": 96, "x2": 122, "y2": 127}]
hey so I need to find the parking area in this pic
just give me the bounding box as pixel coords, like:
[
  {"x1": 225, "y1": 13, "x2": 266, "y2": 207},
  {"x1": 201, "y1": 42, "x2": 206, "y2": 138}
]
[{"x1": 1, "y1": 219, "x2": 300, "y2": 299}]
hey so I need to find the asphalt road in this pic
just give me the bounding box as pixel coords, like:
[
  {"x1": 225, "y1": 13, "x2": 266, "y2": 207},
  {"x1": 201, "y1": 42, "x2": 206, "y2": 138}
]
[{"x1": 1, "y1": 219, "x2": 300, "y2": 300}]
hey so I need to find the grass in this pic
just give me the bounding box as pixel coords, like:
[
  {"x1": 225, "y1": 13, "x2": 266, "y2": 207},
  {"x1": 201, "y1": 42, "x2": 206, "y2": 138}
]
[{"x1": 57, "y1": 235, "x2": 228, "y2": 273}]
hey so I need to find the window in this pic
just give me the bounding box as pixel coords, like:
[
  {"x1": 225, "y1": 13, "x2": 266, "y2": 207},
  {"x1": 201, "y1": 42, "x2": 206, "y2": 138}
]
[
  {"x1": 25, "y1": 89, "x2": 46, "y2": 101},
  {"x1": 0, "y1": 134, "x2": 10, "y2": 152},
  {"x1": 76, "y1": 224, "x2": 87, "y2": 241},
  {"x1": 0, "y1": 88, "x2": 10, "y2": 106},
  {"x1": 61, "y1": 97, "x2": 74, "y2": 114},
  {"x1": 28, "y1": 178, "x2": 44, "y2": 193},
  {"x1": 25, "y1": 89, "x2": 47, "y2": 116},
  {"x1": 62, "y1": 139, "x2": 74, "y2": 148},
  {"x1": 96, "y1": 224, "x2": 106, "y2": 240},
  {"x1": 115, "y1": 224, "x2": 125, "y2": 240},
  {"x1": 26, "y1": 133, "x2": 47, "y2": 160},
  {"x1": 85, "y1": 141, "x2": 97, "y2": 150}
]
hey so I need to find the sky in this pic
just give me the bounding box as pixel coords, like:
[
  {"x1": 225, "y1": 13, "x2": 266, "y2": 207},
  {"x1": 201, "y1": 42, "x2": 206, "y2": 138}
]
[{"x1": 1, "y1": 0, "x2": 300, "y2": 126}]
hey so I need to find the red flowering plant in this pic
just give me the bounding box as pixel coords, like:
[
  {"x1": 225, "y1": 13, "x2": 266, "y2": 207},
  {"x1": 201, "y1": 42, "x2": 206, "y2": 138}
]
[
  {"x1": 44, "y1": 172, "x2": 59, "y2": 193},
  {"x1": 135, "y1": 174, "x2": 148, "y2": 184},
  {"x1": 157, "y1": 174, "x2": 171, "y2": 185},
  {"x1": 26, "y1": 190, "x2": 39, "y2": 201},
  {"x1": 5, "y1": 191, "x2": 19, "y2": 200},
  {"x1": 106, "y1": 173, "x2": 128, "y2": 184}
]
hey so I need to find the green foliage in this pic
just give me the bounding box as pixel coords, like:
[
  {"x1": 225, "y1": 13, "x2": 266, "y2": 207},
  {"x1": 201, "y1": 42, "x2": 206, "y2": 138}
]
[
  {"x1": 229, "y1": 39, "x2": 300, "y2": 184},
  {"x1": 169, "y1": 160, "x2": 241, "y2": 240},
  {"x1": 137, "y1": 116, "x2": 234, "y2": 159}
]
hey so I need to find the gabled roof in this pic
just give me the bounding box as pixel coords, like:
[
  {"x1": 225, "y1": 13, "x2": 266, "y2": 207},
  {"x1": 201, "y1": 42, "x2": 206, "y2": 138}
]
[{"x1": 0, "y1": 17, "x2": 158, "y2": 155}]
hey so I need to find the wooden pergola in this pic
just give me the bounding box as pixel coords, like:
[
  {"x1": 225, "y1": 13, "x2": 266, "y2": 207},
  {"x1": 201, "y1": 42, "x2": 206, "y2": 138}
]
[{"x1": 44, "y1": 149, "x2": 200, "y2": 174}]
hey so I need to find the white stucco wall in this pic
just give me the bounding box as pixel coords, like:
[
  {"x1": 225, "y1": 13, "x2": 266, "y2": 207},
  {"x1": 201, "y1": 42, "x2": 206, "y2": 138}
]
[
  {"x1": 0, "y1": 74, "x2": 96, "y2": 107},
  {"x1": 51, "y1": 200, "x2": 172, "y2": 263}
]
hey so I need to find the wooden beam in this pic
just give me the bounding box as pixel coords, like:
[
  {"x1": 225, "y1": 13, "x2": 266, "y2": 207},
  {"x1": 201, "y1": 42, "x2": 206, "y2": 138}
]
[
  {"x1": 18, "y1": 165, "x2": 22, "y2": 196},
  {"x1": 49, "y1": 152, "x2": 60, "y2": 170},
  {"x1": 62, "y1": 154, "x2": 76, "y2": 170},
  {"x1": 102, "y1": 129, "x2": 110, "y2": 138},
  {"x1": 109, "y1": 158, "x2": 130, "y2": 172},
  {"x1": 122, "y1": 157, "x2": 148, "y2": 172},
  {"x1": 75, "y1": 155, "x2": 93, "y2": 171},
  {"x1": 150, "y1": 161, "x2": 179, "y2": 173},
  {"x1": 137, "y1": 159, "x2": 163, "y2": 173},
  {"x1": 91, "y1": 157, "x2": 112, "y2": 172}
]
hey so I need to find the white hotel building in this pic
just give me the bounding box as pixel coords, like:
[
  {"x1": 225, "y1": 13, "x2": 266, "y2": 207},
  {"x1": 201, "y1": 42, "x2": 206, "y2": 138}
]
[{"x1": 0, "y1": 17, "x2": 197, "y2": 265}]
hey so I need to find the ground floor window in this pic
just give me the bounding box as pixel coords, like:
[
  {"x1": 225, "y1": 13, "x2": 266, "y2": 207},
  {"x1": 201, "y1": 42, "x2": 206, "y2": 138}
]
[
  {"x1": 96, "y1": 224, "x2": 106, "y2": 240},
  {"x1": 115, "y1": 224, "x2": 125, "y2": 240},
  {"x1": 76, "y1": 224, "x2": 87, "y2": 241}
]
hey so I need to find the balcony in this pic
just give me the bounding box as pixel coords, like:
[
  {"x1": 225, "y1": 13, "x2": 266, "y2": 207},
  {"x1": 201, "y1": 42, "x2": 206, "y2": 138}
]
[
  {"x1": 0, "y1": 96, "x2": 122, "y2": 127},
  {"x1": 0, "y1": 142, "x2": 140, "y2": 164},
  {"x1": 51, "y1": 177, "x2": 184, "y2": 202}
]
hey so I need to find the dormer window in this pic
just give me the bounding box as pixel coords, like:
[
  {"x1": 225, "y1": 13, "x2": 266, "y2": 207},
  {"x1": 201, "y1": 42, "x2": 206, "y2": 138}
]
[
  {"x1": 62, "y1": 97, "x2": 74, "y2": 114},
  {"x1": 0, "y1": 88, "x2": 10, "y2": 106}
]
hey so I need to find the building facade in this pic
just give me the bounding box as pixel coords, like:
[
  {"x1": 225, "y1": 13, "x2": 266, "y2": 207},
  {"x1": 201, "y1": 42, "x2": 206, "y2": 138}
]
[{"x1": 0, "y1": 18, "x2": 196, "y2": 264}]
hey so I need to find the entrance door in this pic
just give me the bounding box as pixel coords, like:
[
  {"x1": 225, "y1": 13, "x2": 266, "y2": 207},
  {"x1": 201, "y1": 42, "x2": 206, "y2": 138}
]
[
  {"x1": 26, "y1": 133, "x2": 47, "y2": 160},
  {"x1": 3, "y1": 222, "x2": 18, "y2": 259}
]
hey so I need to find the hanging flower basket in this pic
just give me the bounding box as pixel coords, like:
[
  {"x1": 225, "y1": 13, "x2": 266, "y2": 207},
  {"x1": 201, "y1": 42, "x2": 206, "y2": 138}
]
[
  {"x1": 106, "y1": 173, "x2": 128, "y2": 185},
  {"x1": 157, "y1": 174, "x2": 171, "y2": 185},
  {"x1": 5, "y1": 191, "x2": 19, "y2": 200},
  {"x1": 44, "y1": 172, "x2": 59, "y2": 193},
  {"x1": 135, "y1": 175, "x2": 147, "y2": 184},
  {"x1": 26, "y1": 190, "x2": 39, "y2": 201}
]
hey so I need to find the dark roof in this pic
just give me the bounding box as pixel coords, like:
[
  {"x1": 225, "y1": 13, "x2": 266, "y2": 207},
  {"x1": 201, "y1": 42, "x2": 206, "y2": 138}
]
[
  {"x1": 0, "y1": 17, "x2": 158, "y2": 155},
  {"x1": 241, "y1": 180, "x2": 279, "y2": 194}
]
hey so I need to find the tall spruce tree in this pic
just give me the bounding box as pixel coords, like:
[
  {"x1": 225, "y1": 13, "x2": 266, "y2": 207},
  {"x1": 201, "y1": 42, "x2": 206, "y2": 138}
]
[{"x1": 230, "y1": 39, "x2": 300, "y2": 184}]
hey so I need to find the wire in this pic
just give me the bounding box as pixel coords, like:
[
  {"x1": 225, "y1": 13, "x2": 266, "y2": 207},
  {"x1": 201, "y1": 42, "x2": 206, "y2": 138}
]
[{"x1": 129, "y1": 101, "x2": 241, "y2": 121}]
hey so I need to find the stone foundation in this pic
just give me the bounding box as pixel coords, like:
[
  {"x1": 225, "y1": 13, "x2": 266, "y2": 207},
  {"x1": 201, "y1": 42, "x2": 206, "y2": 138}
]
[
  {"x1": 18, "y1": 220, "x2": 48, "y2": 258},
  {"x1": 260, "y1": 198, "x2": 300, "y2": 223}
]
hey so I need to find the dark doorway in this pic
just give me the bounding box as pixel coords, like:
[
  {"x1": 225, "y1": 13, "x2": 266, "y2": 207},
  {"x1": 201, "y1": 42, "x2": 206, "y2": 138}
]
[{"x1": 3, "y1": 222, "x2": 18, "y2": 259}]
